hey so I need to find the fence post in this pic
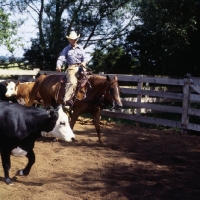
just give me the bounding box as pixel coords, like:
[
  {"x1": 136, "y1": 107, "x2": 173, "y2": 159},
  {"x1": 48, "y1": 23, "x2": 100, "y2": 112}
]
[
  {"x1": 181, "y1": 77, "x2": 191, "y2": 133},
  {"x1": 136, "y1": 75, "x2": 143, "y2": 127}
]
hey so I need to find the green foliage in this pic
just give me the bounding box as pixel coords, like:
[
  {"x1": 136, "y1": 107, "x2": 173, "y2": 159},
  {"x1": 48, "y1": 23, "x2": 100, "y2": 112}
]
[
  {"x1": 0, "y1": 9, "x2": 13, "y2": 44},
  {"x1": 126, "y1": 0, "x2": 200, "y2": 76},
  {"x1": 91, "y1": 46, "x2": 133, "y2": 74},
  {"x1": 0, "y1": 7, "x2": 23, "y2": 55},
  {"x1": 3, "y1": 0, "x2": 200, "y2": 77},
  {"x1": 20, "y1": 0, "x2": 135, "y2": 70}
]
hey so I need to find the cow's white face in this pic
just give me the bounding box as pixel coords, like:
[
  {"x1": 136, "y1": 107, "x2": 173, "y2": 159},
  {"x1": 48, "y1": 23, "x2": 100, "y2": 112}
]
[
  {"x1": 5, "y1": 82, "x2": 17, "y2": 97},
  {"x1": 49, "y1": 107, "x2": 75, "y2": 142}
]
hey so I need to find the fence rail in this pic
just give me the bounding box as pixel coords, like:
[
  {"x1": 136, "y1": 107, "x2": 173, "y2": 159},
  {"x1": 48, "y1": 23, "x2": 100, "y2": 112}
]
[
  {"x1": 100, "y1": 74, "x2": 200, "y2": 133},
  {"x1": 1, "y1": 69, "x2": 200, "y2": 133}
]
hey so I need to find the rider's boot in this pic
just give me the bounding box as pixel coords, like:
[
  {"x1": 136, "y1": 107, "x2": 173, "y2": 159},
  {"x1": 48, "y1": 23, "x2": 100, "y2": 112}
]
[{"x1": 63, "y1": 83, "x2": 74, "y2": 109}]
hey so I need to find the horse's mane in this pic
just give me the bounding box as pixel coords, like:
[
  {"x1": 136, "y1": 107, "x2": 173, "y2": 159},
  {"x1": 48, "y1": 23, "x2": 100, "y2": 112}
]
[{"x1": 89, "y1": 75, "x2": 106, "y2": 85}]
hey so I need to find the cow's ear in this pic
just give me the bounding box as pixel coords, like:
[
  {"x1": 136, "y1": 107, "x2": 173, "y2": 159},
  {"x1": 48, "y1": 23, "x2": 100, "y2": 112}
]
[
  {"x1": 46, "y1": 106, "x2": 54, "y2": 117},
  {"x1": 5, "y1": 82, "x2": 8, "y2": 86},
  {"x1": 16, "y1": 81, "x2": 20, "y2": 86}
]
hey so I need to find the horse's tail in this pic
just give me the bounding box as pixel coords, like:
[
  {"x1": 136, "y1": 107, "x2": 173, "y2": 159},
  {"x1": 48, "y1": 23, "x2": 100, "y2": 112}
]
[{"x1": 28, "y1": 74, "x2": 47, "y2": 106}]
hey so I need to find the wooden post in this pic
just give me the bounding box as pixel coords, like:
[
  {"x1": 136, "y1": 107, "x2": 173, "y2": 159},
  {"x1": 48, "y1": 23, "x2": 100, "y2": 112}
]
[
  {"x1": 136, "y1": 75, "x2": 143, "y2": 127},
  {"x1": 181, "y1": 78, "x2": 191, "y2": 133}
]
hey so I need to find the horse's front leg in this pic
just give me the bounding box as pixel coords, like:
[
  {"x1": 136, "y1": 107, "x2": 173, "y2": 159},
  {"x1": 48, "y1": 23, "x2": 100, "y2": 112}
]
[
  {"x1": 91, "y1": 109, "x2": 103, "y2": 143},
  {"x1": 69, "y1": 109, "x2": 80, "y2": 130},
  {"x1": 16, "y1": 149, "x2": 35, "y2": 176},
  {"x1": 1, "y1": 150, "x2": 13, "y2": 185},
  {"x1": 25, "y1": 98, "x2": 29, "y2": 106}
]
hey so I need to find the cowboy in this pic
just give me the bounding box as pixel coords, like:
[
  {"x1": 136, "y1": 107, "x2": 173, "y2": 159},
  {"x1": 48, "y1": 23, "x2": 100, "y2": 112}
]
[{"x1": 56, "y1": 31, "x2": 87, "y2": 107}]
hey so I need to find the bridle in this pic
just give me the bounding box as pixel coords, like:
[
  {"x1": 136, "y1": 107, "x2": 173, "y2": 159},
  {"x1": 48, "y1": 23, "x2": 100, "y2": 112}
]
[
  {"x1": 55, "y1": 74, "x2": 121, "y2": 110},
  {"x1": 55, "y1": 77, "x2": 66, "y2": 104},
  {"x1": 97, "y1": 82, "x2": 117, "y2": 110}
]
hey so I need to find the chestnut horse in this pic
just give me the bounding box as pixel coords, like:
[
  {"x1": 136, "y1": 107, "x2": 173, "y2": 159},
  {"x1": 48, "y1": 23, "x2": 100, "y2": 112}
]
[{"x1": 28, "y1": 74, "x2": 122, "y2": 143}]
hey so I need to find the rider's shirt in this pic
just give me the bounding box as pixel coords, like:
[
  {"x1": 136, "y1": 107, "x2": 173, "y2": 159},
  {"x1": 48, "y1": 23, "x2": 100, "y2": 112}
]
[{"x1": 56, "y1": 44, "x2": 87, "y2": 67}]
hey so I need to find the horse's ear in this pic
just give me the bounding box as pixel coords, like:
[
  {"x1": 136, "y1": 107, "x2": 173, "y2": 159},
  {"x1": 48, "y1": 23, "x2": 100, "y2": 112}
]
[
  {"x1": 106, "y1": 75, "x2": 111, "y2": 82},
  {"x1": 114, "y1": 75, "x2": 118, "y2": 81}
]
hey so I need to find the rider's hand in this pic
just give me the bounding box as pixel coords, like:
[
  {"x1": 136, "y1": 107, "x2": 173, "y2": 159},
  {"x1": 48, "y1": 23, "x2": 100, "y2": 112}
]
[
  {"x1": 80, "y1": 62, "x2": 86, "y2": 68},
  {"x1": 56, "y1": 66, "x2": 62, "y2": 72}
]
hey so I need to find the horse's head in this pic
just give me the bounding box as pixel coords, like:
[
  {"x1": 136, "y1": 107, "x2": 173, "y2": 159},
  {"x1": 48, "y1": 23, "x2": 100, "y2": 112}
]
[{"x1": 104, "y1": 75, "x2": 123, "y2": 110}]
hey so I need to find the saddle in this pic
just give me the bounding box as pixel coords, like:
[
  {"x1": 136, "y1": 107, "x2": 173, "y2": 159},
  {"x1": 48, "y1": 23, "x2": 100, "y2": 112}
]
[
  {"x1": 77, "y1": 67, "x2": 92, "y2": 87},
  {"x1": 59, "y1": 67, "x2": 92, "y2": 105},
  {"x1": 60, "y1": 67, "x2": 92, "y2": 87},
  {"x1": 75, "y1": 67, "x2": 92, "y2": 100}
]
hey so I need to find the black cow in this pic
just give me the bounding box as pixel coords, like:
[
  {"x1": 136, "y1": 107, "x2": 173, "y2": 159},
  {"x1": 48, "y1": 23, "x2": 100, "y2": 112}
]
[
  {"x1": 17, "y1": 73, "x2": 46, "y2": 82},
  {"x1": 0, "y1": 81, "x2": 7, "y2": 100},
  {"x1": 18, "y1": 75, "x2": 35, "y2": 82},
  {"x1": 0, "y1": 101, "x2": 75, "y2": 185}
]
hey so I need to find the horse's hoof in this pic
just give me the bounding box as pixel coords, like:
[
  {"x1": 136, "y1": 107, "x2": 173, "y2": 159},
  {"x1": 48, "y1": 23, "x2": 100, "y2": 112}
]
[
  {"x1": 16, "y1": 170, "x2": 24, "y2": 176},
  {"x1": 5, "y1": 178, "x2": 13, "y2": 185},
  {"x1": 99, "y1": 139, "x2": 104, "y2": 144}
]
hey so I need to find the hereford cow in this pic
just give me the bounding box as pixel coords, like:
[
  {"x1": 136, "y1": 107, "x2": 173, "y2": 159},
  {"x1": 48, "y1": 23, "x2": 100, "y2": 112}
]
[
  {"x1": 0, "y1": 101, "x2": 75, "y2": 185},
  {"x1": 0, "y1": 81, "x2": 18, "y2": 103},
  {"x1": 5, "y1": 81, "x2": 42, "y2": 106}
]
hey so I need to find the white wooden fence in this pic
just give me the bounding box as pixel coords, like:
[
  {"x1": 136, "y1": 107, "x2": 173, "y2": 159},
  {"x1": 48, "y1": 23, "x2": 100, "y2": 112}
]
[
  {"x1": 100, "y1": 74, "x2": 200, "y2": 133},
  {"x1": 1, "y1": 69, "x2": 200, "y2": 133}
]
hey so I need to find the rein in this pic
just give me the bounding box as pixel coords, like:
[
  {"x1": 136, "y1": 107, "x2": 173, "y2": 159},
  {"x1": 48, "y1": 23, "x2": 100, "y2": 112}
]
[
  {"x1": 55, "y1": 74, "x2": 117, "y2": 109},
  {"x1": 74, "y1": 80, "x2": 91, "y2": 101},
  {"x1": 55, "y1": 83, "x2": 61, "y2": 103},
  {"x1": 55, "y1": 77, "x2": 65, "y2": 104},
  {"x1": 76, "y1": 79, "x2": 115, "y2": 109}
]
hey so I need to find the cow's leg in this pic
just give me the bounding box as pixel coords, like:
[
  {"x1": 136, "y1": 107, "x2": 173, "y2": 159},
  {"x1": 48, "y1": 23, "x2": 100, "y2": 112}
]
[
  {"x1": 16, "y1": 139, "x2": 35, "y2": 176},
  {"x1": 91, "y1": 109, "x2": 103, "y2": 143},
  {"x1": 17, "y1": 149, "x2": 35, "y2": 176},
  {"x1": 1, "y1": 150, "x2": 12, "y2": 184}
]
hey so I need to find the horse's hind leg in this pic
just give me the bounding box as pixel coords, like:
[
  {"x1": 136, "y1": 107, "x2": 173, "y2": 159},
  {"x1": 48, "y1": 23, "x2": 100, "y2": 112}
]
[{"x1": 91, "y1": 109, "x2": 103, "y2": 143}]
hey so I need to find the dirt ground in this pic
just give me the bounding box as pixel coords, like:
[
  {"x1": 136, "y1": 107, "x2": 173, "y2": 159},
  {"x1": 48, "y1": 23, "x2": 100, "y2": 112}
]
[{"x1": 1, "y1": 117, "x2": 200, "y2": 200}]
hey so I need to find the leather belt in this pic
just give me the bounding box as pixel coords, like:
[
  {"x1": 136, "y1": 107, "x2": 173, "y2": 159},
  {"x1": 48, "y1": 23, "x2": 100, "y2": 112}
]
[{"x1": 69, "y1": 63, "x2": 81, "y2": 67}]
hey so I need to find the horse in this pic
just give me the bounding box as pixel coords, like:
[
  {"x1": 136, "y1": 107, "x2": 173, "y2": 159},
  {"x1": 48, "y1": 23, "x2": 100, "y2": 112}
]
[{"x1": 28, "y1": 74, "x2": 123, "y2": 143}]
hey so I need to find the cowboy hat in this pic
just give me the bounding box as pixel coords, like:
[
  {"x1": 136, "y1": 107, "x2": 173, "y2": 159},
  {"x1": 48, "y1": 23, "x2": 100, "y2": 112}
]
[{"x1": 66, "y1": 31, "x2": 80, "y2": 40}]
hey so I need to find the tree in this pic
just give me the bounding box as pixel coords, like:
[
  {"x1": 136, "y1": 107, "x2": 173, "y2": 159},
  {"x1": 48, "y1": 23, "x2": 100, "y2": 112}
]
[
  {"x1": 8, "y1": 0, "x2": 136, "y2": 70},
  {"x1": 0, "y1": 7, "x2": 23, "y2": 56},
  {"x1": 126, "y1": 0, "x2": 200, "y2": 76},
  {"x1": 91, "y1": 46, "x2": 133, "y2": 74}
]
